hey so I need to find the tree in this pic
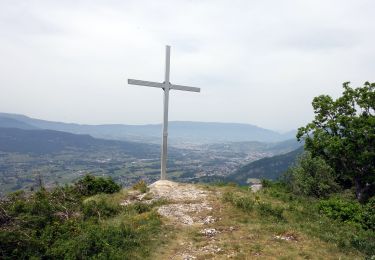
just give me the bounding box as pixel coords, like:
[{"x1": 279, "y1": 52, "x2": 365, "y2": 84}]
[{"x1": 297, "y1": 82, "x2": 375, "y2": 202}]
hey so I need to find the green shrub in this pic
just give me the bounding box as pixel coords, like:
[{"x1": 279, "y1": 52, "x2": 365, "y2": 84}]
[
  {"x1": 0, "y1": 176, "x2": 162, "y2": 259},
  {"x1": 223, "y1": 192, "x2": 285, "y2": 221},
  {"x1": 132, "y1": 202, "x2": 152, "y2": 214},
  {"x1": 82, "y1": 199, "x2": 122, "y2": 221},
  {"x1": 349, "y1": 229, "x2": 375, "y2": 256},
  {"x1": 222, "y1": 192, "x2": 254, "y2": 212},
  {"x1": 212, "y1": 181, "x2": 229, "y2": 187},
  {"x1": 0, "y1": 229, "x2": 43, "y2": 259},
  {"x1": 319, "y1": 197, "x2": 375, "y2": 232},
  {"x1": 222, "y1": 191, "x2": 235, "y2": 203},
  {"x1": 318, "y1": 198, "x2": 363, "y2": 227},
  {"x1": 75, "y1": 174, "x2": 121, "y2": 196},
  {"x1": 257, "y1": 202, "x2": 285, "y2": 221},
  {"x1": 234, "y1": 197, "x2": 255, "y2": 212},
  {"x1": 362, "y1": 197, "x2": 375, "y2": 231},
  {"x1": 132, "y1": 180, "x2": 148, "y2": 193},
  {"x1": 261, "y1": 179, "x2": 273, "y2": 188},
  {"x1": 47, "y1": 223, "x2": 140, "y2": 259},
  {"x1": 283, "y1": 152, "x2": 339, "y2": 198}
]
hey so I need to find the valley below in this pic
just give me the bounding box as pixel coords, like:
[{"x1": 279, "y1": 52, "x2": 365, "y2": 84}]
[
  {"x1": 0, "y1": 113, "x2": 301, "y2": 196},
  {"x1": 0, "y1": 139, "x2": 298, "y2": 195}
]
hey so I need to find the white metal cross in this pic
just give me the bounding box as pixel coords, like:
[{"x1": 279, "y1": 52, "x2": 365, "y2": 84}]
[{"x1": 128, "y1": 45, "x2": 200, "y2": 180}]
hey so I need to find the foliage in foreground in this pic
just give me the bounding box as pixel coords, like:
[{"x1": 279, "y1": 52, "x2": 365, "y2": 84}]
[
  {"x1": 132, "y1": 179, "x2": 149, "y2": 193},
  {"x1": 222, "y1": 182, "x2": 375, "y2": 257},
  {"x1": 0, "y1": 175, "x2": 161, "y2": 259},
  {"x1": 283, "y1": 152, "x2": 339, "y2": 198},
  {"x1": 75, "y1": 174, "x2": 121, "y2": 196},
  {"x1": 318, "y1": 197, "x2": 375, "y2": 231},
  {"x1": 297, "y1": 82, "x2": 375, "y2": 202}
]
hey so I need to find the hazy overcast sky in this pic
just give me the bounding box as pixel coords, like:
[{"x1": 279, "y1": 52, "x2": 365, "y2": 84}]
[{"x1": 0, "y1": 0, "x2": 374, "y2": 131}]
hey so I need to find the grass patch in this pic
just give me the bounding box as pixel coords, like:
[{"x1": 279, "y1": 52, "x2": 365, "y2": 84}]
[
  {"x1": 220, "y1": 184, "x2": 373, "y2": 257},
  {"x1": 257, "y1": 202, "x2": 285, "y2": 221},
  {"x1": 223, "y1": 191, "x2": 285, "y2": 221}
]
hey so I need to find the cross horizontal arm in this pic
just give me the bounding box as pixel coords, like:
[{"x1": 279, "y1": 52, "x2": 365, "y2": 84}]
[
  {"x1": 128, "y1": 79, "x2": 164, "y2": 89},
  {"x1": 171, "y1": 84, "x2": 200, "y2": 92}
]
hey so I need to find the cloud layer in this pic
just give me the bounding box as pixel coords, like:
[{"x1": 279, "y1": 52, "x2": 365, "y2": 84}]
[{"x1": 0, "y1": 0, "x2": 374, "y2": 131}]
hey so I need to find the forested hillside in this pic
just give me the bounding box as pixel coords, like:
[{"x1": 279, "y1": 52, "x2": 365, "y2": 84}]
[
  {"x1": 226, "y1": 147, "x2": 303, "y2": 184},
  {"x1": 0, "y1": 127, "x2": 159, "y2": 156}
]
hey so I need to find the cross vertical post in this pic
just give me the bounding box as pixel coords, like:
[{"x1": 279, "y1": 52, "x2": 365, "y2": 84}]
[
  {"x1": 127, "y1": 45, "x2": 200, "y2": 181},
  {"x1": 161, "y1": 46, "x2": 170, "y2": 180}
]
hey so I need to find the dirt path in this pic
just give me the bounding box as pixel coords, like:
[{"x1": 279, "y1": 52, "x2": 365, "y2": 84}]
[
  {"x1": 122, "y1": 180, "x2": 232, "y2": 259},
  {"x1": 148, "y1": 180, "x2": 227, "y2": 259},
  {"x1": 149, "y1": 180, "x2": 214, "y2": 226}
]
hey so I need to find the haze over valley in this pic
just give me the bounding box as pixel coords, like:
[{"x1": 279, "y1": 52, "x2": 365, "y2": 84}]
[{"x1": 0, "y1": 113, "x2": 301, "y2": 194}]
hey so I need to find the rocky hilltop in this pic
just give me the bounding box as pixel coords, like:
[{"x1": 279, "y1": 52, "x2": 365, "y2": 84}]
[
  {"x1": 1, "y1": 175, "x2": 369, "y2": 259},
  {"x1": 118, "y1": 180, "x2": 364, "y2": 259}
]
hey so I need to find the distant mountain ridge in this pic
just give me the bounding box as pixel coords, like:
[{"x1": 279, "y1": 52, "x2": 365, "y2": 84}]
[
  {"x1": 0, "y1": 113, "x2": 296, "y2": 143},
  {"x1": 0, "y1": 127, "x2": 159, "y2": 157},
  {"x1": 0, "y1": 117, "x2": 38, "y2": 130}
]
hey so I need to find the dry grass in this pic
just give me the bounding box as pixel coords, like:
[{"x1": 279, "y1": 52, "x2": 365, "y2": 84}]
[
  {"x1": 89, "y1": 183, "x2": 365, "y2": 259},
  {"x1": 150, "y1": 185, "x2": 364, "y2": 259},
  {"x1": 84, "y1": 188, "x2": 129, "y2": 205}
]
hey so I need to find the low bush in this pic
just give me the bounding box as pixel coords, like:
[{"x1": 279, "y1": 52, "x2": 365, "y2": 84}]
[
  {"x1": 261, "y1": 179, "x2": 273, "y2": 188},
  {"x1": 223, "y1": 191, "x2": 285, "y2": 220},
  {"x1": 75, "y1": 174, "x2": 121, "y2": 196},
  {"x1": 46, "y1": 222, "x2": 140, "y2": 259},
  {"x1": 132, "y1": 180, "x2": 148, "y2": 193},
  {"x1": 283, "y1": 152, "x2": 339, "y2": 198},
  {"x1": 349, "y1": 229, "x2": 375, "y2": 256},
  {"x1": 82, "y1": 199, "x2": 122, "y2": 221},
  {"x1": 318, "y1": 198, "x2": 363, "y2": 225},
  {"x1": 222, "y1": 191, "x2": 235, "y2": 203},
  {"x1": 362, "y1": 197, "x2": 375, "y2": 231},
  {"x1": 0, "y1": 176, "x2": 162, "y2": 259},
  {"x1": 128, "y1": 202, "x2": 152, "y2": 214},
  {"x1": 319, "y1": 197, "x2": 375, "y2": 231},
  {"x1": 234, "y1": 197, "x2": 255, "y2": 212},
  {"x1": 223, "y1": 191, "x2": 254, "y2": 212},
  {"x1": 257, "y1": 202, "x2": 285, "y2": 221}
]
